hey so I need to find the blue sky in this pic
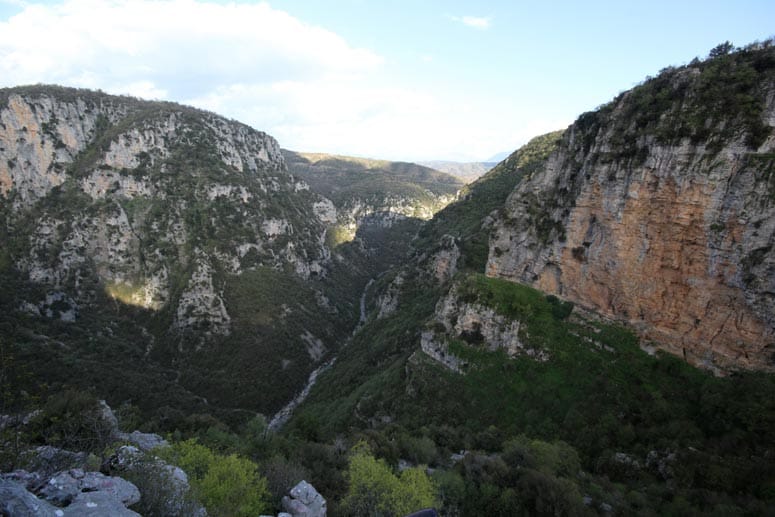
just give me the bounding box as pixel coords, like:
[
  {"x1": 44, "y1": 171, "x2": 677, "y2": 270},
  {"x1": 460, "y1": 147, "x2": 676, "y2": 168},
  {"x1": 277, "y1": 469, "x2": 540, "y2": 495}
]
[{"x1": 1, "y1": 0, "x2": 773, "y2": 161}]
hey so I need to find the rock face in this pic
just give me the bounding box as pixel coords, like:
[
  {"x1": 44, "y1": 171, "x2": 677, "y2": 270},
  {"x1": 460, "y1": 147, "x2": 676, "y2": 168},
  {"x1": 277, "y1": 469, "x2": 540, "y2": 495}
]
[
  {"x1": 487, "y1": 48, "x2": 775, "y2": 372},
  {"x1": 376, "y1": 274, "x2": 404, "y2": 319},
  {"x1": 428, "y1": 235, "x2": 460, "y2": 283}
]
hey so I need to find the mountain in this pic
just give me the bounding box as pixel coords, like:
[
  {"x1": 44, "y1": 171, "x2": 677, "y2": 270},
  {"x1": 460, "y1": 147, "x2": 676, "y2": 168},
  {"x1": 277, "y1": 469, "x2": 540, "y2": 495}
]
[
  {"x1": 418, "y1": 160, "x2": 498, "y2": 182},
  {"x1": 0, "y1": 85, "x2": 444, "y2": 430}
]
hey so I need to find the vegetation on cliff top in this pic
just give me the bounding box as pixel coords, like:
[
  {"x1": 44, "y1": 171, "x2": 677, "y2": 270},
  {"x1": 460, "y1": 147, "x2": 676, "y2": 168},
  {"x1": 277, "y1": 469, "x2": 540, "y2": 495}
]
[{"x1": 576, "y1": 39, "x2": 775, "y2": 162}]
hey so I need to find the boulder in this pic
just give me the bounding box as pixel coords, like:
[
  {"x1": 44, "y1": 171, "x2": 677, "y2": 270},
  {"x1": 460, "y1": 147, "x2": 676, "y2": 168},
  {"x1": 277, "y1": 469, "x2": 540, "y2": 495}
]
[
  {"x1": 0, "y1": 479, "x2": 61, "y2": 517},
  {"x1": 80, "y1": 471, "x2": 141, "y2": 506},
  {"x1": 281, "y1": 480, "x2": 326, "y2": 516},
  {"x1": 0, "y1": 468, "x2": 141, "y2": 517},
  {"x1": 0, "y1": 469, "x2": 44, "y2": 490},
  {"x1": 38, "y1": 470, "x2": 81, "y2": 506},
  {"x1": 38, "y1": 469, "x2": 139, "y2": 507},
  {"x1": 117, "y1": 430, "x2": 168, "y2": 452},
  {"x1": 61, "y1": 490, "x2": 141, "y2": 516},
  {"x1": 98, "y1": 400, "x2": 119, "y2": 432}
]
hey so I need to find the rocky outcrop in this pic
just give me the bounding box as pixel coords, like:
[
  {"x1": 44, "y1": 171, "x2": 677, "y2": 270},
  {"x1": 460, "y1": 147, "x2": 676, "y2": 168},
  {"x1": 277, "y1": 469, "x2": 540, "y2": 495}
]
[
  {"x1": 420, "y1": 330, "x2": 467, "y2": 373},
  {"x1": 0, "y1": 399, "x2": 203, "y2": 517},
  {"x1": 429, "y1": 235, "x2": 460, "y2": 283},
  {"x1": 312, "y1": 198, "x2": 337, "y2": 224},
  {"x1": 0, "y1": 93, "x2": 111, "y2": 205},
  {"x1": 115, "y1": 431, "x2": 168, "y2": 452},
  {"x1": 39, "y1": 469, "x2": 140, "y2": 507},
  {"x1": 1, "y1": 469, "x2": 141, "y2": 517},
  {"x1": 102, "y1": 444, "x2": 204, "y2": 517},
  {"x1": 300, "y1": 330, "x2": 326, "y2": 361},
  {"x1": 487, "y1": 52, "x2": 775, "y2": 372},
  {"x1": 376, "y1": 274, "x2": 404, "y2": 319},
  {"x1": 420, "y1": 283, "x2": 549, "y2": 372},
  {"x1": 173, "y1": 252, "x2": 231, "y2": 337}
]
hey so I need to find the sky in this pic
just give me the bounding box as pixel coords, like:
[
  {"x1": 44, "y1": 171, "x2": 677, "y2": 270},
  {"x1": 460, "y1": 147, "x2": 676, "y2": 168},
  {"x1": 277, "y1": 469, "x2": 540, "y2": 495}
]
[{"x1": 0, "y1": 1, "x2": 773, "y2": 162}]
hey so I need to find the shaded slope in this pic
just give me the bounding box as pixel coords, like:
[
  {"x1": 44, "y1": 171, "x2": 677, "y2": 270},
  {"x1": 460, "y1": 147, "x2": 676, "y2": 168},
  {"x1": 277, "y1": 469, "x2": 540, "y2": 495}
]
[{"x1": 0, "y1": 86, "x2": 355, "y2": 427}]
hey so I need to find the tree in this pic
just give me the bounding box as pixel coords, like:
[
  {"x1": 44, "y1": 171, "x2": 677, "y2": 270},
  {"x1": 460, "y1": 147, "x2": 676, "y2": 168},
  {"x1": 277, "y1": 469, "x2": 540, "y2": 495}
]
[
  {"x1": 340, "y1": 443, "x2": 437, "y2": 516},
  {"x1": 398, "y1": 466, "x2": 437, "y2": 515},
  {"x1": 709, "y1": 41, "x2": 734, "y2": 58}
]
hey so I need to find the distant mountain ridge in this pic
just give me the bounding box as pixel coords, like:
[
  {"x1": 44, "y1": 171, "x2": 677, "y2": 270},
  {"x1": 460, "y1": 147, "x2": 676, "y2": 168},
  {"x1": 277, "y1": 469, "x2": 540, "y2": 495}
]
[
  {"x1": 418, "y1": 160, "x2": 498, "y2": 182},
  {"x1": 283, "y1": 150, "x2": 462, "y2": 248}
]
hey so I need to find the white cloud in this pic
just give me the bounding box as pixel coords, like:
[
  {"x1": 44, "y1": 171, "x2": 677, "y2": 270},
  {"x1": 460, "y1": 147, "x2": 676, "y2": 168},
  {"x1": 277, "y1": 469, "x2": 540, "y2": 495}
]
[
  {"x1": 0, "y1": 0, "x2": 382, "y2": 98},
  {"x1": 0, "y1": 1, "x2": 541, "y2": 161},
  {"x1": 451, "y1": 15, "x2": 491, "y2": 30}
]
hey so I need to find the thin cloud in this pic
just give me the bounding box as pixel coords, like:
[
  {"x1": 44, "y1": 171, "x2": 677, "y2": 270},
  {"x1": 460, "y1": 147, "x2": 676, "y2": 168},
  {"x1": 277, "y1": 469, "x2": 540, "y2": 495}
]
[{"x1": 450, "y1": 15, "x2": 491, "y2": 30}]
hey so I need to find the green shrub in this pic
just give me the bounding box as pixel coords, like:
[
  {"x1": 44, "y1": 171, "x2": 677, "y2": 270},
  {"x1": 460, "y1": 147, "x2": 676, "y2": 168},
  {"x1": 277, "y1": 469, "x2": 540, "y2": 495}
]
[
  {"x1": 198, "y1": 453, "x2": 269, "y2": 516},
  {"x1": 260, "y1": 454, "x2": 310, "y2": 508},
  {"x1": 29, "y1": 389, "x2": 114, "y2": 456},
  {"x1": 122, "y1": 456, "x2": 201, "y2": 517},
  {"x1": 340, "y1": 443, "x2": 437, "y2": 516},
  {"x1": 159, "y1": 438, "x2": 270, "y2": 517}
]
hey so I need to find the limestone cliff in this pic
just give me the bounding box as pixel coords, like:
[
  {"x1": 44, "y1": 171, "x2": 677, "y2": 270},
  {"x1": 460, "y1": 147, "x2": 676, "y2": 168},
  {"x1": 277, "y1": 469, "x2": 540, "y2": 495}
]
[{"x1": 487, "y1": 44, "x2": 775, "y2": 372}]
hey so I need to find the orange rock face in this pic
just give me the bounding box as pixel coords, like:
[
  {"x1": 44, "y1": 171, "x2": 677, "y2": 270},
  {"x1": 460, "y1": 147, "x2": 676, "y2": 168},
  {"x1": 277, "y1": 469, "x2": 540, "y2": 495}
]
[
  {"x1": 488, "y1": 135, "x2": 775, "y2": 373},
  {"x1": 536, "y1": 170, "x2": 771, "y2": 372}
]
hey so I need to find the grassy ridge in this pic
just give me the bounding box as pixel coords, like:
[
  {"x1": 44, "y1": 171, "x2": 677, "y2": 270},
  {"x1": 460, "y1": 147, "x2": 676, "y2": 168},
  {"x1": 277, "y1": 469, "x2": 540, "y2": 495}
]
[{"x1": 283, "y1": 150, "x2": 462, "y2": 207}]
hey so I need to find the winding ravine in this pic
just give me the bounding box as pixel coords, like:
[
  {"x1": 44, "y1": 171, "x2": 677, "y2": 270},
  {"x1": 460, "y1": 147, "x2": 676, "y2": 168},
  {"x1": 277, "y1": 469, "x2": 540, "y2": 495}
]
[
  {"x1": 267, "y1": 357, "x2": 336, "y2": 431},
  {"x1": 358, "y1": 278, "x2": 375, "y2": 328},
  {"x1": 268, "y1": 277, "x2": 376, "y2": 432}
]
